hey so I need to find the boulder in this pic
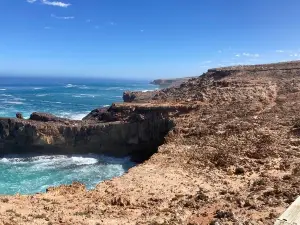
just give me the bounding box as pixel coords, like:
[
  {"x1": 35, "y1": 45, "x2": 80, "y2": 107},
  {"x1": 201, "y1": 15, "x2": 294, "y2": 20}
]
[
  {"x1": 82, "y1": 107, "x2": 118, "y2": 122},
  {"x1": 16, "y1": 112, "x2": 24, "y2": 119},
  {"x1": 29, "y1": 112, "x2": 69, "y2": 122},
  {"x1": 123, "y1": 91, "x2": 136, "y2": 102}
]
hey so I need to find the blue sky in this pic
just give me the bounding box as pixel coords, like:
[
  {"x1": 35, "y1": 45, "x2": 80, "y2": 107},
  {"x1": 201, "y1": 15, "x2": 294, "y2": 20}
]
[{"x1": 0, "y1": 0, "x2": 300, "y2": 78}]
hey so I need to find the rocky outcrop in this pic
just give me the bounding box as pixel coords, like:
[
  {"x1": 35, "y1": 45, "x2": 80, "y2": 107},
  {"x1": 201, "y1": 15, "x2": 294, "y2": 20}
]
[
  {"x1": 82, "y1": 107, "x2": 117, "y2": 122},
  {"x1": 0, "y1": 104, "x2": 176, "y2": 162},
  {"x1": 30, "y1": 112, "x2": 71, "y2": 123},
  {"x1": 123, "y1": 91, "x2": 158, "y2": 103}
]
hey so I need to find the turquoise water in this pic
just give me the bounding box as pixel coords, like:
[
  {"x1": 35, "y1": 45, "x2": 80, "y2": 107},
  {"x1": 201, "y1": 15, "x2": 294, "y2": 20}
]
[
  {"x1": 0, "y1": 154, "x2": 135, "y2": 195},
  {"x1": 0, "y1": 77, "x2": 156, "y2": 195}
]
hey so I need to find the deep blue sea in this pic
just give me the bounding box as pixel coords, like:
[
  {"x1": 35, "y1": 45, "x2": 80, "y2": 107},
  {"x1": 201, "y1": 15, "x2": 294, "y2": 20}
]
[
  {"x1": 0, "y1": 76, "x2": 156, "y2": 119},
  {"x1": 0, "y1": 76, "x2": 156, "y2": 195}
]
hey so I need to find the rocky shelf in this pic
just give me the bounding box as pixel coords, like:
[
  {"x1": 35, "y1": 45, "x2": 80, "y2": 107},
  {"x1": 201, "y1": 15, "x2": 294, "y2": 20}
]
[{"x1": 2, "y1": 61, "x2": 300, "y2": 224}]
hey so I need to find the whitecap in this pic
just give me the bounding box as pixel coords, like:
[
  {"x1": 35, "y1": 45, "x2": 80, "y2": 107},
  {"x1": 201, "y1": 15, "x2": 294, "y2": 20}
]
[
  {"x1": 33, "y1": 87, "x2": 43, "y2": 90},
  {"x1": 69, "y1": 113, "x2": 87, "y2": 120},
  {"x1": 0, "y1": 158, "x2": 9, "y2": 163},
  {"x1": 0, "y1": 89, "x2": 6, "y2": 91},
  {"x1": 65, "y1": 84, "x2": 77, "y2": 88},
  {"x1": 36, "y1": 94, "x2": 48, "y2": 97},
  {"x1": 72, "y1": 94, "x2": 95, "y2": 98},
  {"x1": 0, "y1": 94, "x2": 12, "y2": 97},
  {"x1": 5, "y1": 101, "x2": 24, "y2": 105},
  {"x1": 141, "y1": 90, "x2": 152, "y2": 92},
  {"x1": 56, "y1": 112, "x2": 87, "y2": 120},
  {"x1": 71, "y1": 156, "x2": 98, "y2": 165}
]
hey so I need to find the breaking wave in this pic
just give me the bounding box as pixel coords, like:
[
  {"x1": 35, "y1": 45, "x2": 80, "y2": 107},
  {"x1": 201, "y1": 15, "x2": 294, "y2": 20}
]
[
  {"x1": 0, "y1": 154, "x2": 135, "y2": 195},
  {"x1": 72, "y1": 94, "x2": 96, "y2": 98}
]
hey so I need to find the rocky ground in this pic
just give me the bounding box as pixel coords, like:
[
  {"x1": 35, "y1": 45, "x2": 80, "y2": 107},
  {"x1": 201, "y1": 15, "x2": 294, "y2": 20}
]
[{"x1": 2, "y1": 61, "x2": 300, "y2": 224}]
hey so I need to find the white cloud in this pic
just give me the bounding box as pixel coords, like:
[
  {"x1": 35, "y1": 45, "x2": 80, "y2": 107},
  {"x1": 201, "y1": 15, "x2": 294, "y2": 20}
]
[
  {"x1": 51, "y1": 14, "x2": 74, "y2": 20},
  {"x1": 27, "y1": 0, "x2": 71, "y2": 7},
  {"x1": 276, "y1": 50, "x2": 284, "y2": 53},
  {"x1": 44, "y1": 26, "x2": 51, "y2": 29},
  {"x1": 241, "y1": 53, "x2": 260, "y2": 58},
  {"x1": 290, "y1": 53, "x2": 299, "y2": 57},
  {"x1": 109, "y1": 22, "x2": 116, "y2": 26},
  {"x1": 235, "y1": 54, "x2": 240, "y2": 57},
  {"x1": 140, "y1": 29, "x2": 144, "y2": 32},
  {"x1": 42, "y1": 0, "x2": 70, "y2": 7}
]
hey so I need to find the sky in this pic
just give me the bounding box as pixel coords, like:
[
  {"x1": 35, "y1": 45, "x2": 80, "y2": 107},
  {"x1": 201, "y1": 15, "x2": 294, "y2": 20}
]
[{"x1": 0, "y1": 0, "x2": 300, "y2": 79}]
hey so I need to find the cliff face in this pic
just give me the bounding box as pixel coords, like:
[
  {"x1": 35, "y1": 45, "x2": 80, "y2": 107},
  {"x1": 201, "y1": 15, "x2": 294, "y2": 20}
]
[
  {"x1": 2, "y1": 61, "x2": 300, "y2": 224},
  {"x1": 0, "y1": 107, "x2": 175, "y2": 161}
]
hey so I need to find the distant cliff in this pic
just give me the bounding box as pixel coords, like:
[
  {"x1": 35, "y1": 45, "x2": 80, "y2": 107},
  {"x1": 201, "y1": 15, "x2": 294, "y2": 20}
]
[{"x1": 150, "y1": 77, "x2": 194, "y2": 88}]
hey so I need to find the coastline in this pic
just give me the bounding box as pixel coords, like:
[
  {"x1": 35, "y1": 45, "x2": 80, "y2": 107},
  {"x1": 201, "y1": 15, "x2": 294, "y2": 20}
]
[{"x1": 1, "y1": 61, "x2": 300, "y2": 224}]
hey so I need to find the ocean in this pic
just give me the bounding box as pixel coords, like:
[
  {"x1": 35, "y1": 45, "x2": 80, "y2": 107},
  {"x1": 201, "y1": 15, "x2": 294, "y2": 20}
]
[
  {"x1": 0, "y1": 76, "x2": 156, "y2": 195},
  {"x1": 0, "y1": 76, "x2": 156, "y2": 119}
]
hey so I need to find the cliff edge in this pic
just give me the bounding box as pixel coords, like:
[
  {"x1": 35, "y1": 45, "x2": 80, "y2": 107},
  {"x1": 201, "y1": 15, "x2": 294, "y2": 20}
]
[{"x1": 1, "y1": 61, "x2": 300, "y2": 224}]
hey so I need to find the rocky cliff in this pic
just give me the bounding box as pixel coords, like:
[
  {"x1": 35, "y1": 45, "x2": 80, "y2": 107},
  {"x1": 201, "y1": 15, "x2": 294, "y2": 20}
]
[
  {"x1": 0, "y1": 106, "x2": 176, "y2": 162},
  {"x1": 2, "y1": 61, "x2": 300, "y2": 224}
]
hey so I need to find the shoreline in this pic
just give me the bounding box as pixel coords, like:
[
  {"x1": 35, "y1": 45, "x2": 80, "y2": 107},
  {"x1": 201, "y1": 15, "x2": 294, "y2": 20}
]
[{"x1": 1, "y1": 61, "x2": 300, "y2": 224}]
